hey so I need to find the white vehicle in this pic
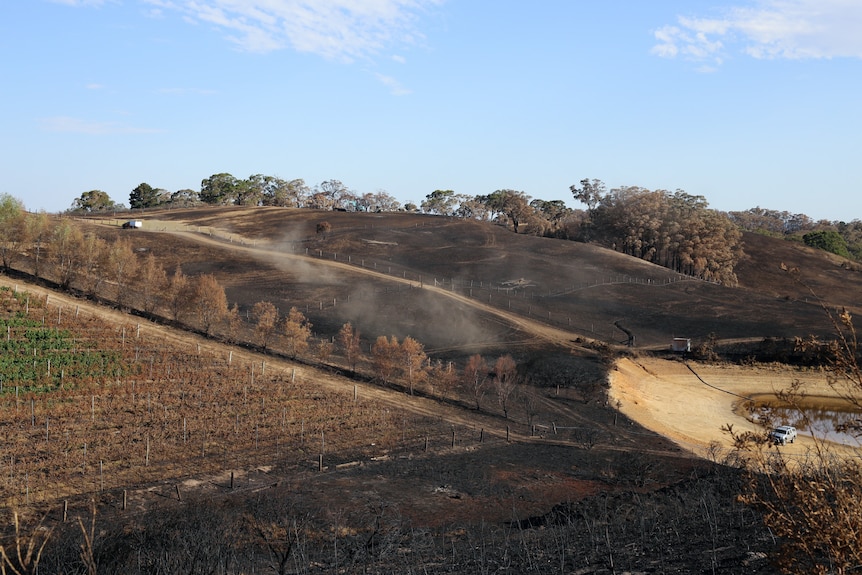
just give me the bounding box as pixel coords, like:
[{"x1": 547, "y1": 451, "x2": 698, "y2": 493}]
[{"x1": 770, "y1": 425, "x2": 797, "y2": 445}]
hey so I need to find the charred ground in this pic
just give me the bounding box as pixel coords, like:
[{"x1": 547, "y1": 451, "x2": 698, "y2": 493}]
[{"x1": 5, "y1": 206, "x2": 860, "y2": 574}]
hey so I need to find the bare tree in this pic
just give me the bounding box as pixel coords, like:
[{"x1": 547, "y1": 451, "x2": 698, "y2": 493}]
[
  {"x1": 0, "y1": 194, "x2": 29, "y2": 273},
  {"x1": 78, "y1": 233, "x2": 108, "y2": 297},
  {"x1": 106, "y1": 238, "x2": 138, "y2": 308},
  {"x1": 224, "y1": 303, "x2": 242, "y2": 344},
  {"x1": 137, "y1": 252, "x2": 167, "y2": 314},
  {"x1": 371, "y1": 336, "x2": 399, "y2": 384},
  {"x1": 252, "y1": 301, "x2": 279, "y2": 350},
  {"x1": 50, "y1": 222, "x2": 85, "y2": 289},
  {"x1": 399, "y1": 335, "x2": 427, "y2": 395},
  {"x1": 315, "y1": 339, "x2": 334, "y2": 363},
  {"x1": 191, "y1": 274, "x2": 228, "y2": 336},
  {"x1": 493, "y1": 354, "x2": 518, "y2": 418},
  {"x1": 462, "y1": 354, "x2": 489, "y2": 411},
  {"x1": 282, "y1": 306, "x2": 312, "y2": 358},
  {"x1": 26, "y1": 211, "x2": 51, "y2": 278},
  {"x1": 337, "y1": 322, "x2": 362, "y2": 371},
  {"x1": 165, "y1": 265, "x2": 189, "y2": 322}
]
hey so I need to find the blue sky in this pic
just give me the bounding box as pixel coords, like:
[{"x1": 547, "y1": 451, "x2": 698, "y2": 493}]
[{"x1": 2, "y1": 0, "x2": 860, "y2": 220}]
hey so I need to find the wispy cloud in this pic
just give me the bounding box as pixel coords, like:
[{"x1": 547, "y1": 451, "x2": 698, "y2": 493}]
[
  {"x1": 653, "y1": 0, "x2": 862, "y2": 65},
  {"x1": 143, "y1": 0, "x2": 443, "y2": 60},
  {"x1": 374, "y1": 73, "x2": 411, "y2": 96},
  {"x1": 40, "y1": 116, "x2": 164, "y2": 135}
]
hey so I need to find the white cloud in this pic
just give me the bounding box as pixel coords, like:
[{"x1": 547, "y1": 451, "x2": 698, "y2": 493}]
[
  {"x1": 143, "y1": 0, "x2": 443, "y2": 60},
  {"x1": 40, "y1": 116, "x2": 164, "y2": 135},
  {"x1": 653, "y1": 0, "x2": 862, "y2": 65},
  {"x1": 374, "y1": 73, "x2": 411, "y2": 96}
]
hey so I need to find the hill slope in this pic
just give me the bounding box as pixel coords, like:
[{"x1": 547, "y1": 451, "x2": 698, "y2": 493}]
[{"x1": 100, "y1": 207, "x2": 861, "y2": 352}]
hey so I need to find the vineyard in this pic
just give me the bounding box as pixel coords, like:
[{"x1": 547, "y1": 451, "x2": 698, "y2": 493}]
[{"x1": 0, "y1": 285, "x2": 453, "y2": 509}]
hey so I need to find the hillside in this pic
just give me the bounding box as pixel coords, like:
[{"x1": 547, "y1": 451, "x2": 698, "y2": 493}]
[
  {"x1": 2, "y1": 206, "x2": 859, "y2": 573},
  {"x1": 97, "y1": 207, "x2": 860, "y2": 354}
]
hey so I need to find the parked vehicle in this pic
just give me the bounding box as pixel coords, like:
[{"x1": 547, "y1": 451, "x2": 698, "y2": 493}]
[
  {"x1": 122, "y1": 220, "x2": 143, "y2": 229},
  {"x1": 770, "y1": 425, "x2": 797, "y2": 445}
]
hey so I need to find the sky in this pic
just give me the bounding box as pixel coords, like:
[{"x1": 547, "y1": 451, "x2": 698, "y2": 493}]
[{"x1": 2, "y1": 0, "x2": 861, "y2": 220}]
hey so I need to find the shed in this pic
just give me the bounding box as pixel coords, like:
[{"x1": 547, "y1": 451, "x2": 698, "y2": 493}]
[{"x1": 671, "y1": 338, "x2": 691, "y2": 353}]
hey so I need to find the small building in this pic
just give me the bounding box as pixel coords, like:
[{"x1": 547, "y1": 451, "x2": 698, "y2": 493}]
[
  {"x1": 671, "y1": 337, "x2": 691, "y2": 353},
  {"x1": 122, "y1": 220, "x2": 143, "y2": 229}
]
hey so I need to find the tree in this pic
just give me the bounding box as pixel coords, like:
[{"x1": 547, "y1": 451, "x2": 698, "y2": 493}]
[
  {"x1": 78, "y1": 233, "x2": 108, "y2": 297},
  {"x1": 281, "y1": 179, "x2": 311, "y2": 208},
  {"x1": 590, "y1": 185, "x2": 742, "y2": 284},
  {"x1": 50, "y1": 222, "x2": 85, "y2": 289},
  {"x1": 26, "y1": 211, "x2": 51, "y2": 278},
  {"x1": 191, "y1": 274, "x2": 229, "y2": 335},
  {"x1": 200, "y1": 173, "x2": 240, "y2": 205},
  {"x1": 399, "y1": 336, "x2": 427, "y2": 395},
  {"x1": 421, "y1": 190, "x2": 457, "y2": 216},
  {"x1": 129, "y1": 182, "x2": 160, "y2": 209},
  {"x1": 481, "y1": 189, "x2": 533, "y2": 233},
  {"x1": 315, "y1": 339, "x2": 334, "y2": 363},
  {"x1": 371, "y1": 336, "x2": 400, "y2": 384},
  {"x1": 224, "y1": 303, "x2": 242, "y2": 344},
  {"x1": 462, "y1": 354, "x2": 489, "y2": 410},
  {"x1": 138, "y1": 252, "x2": 168, "y2": 314},
  {"x1": 337, "y1": 322, "x2": 362, "y2": 371},
  {"x1": 530, "y1": 199, "x2": 572, "y2": 237},
  {"x1": 803, "y1": 230, "x2": 851, "y2": 259},
  {"x1": 428, "y1": 359, "x2": 458, "y2": 396},
  {"x1": 282, "y1": 307, "x2": 312, "y2": 358},
  {"x1": 0, "y1": 194, "x2": 28, "y2": 272},
  {"x1": 252, "y1": 301, "x2": 279, "y2": 350},
  {"x1": 70, "y1": 190, "x2": 118, "y2": 213},
  {"x1": 369, "y1": 190, "x2": 400, "y2": 212},
  {"x1": 170, "y1": 189, "x2": 200, "y2": 207},
  {"x1": 569, "y1": 178, "x2": 606, "y2": 241},
  {"x1": 493, "y1": 355, "x2": 518, "y2": 419},
  {"x1": 309, "y1": 180, "x2": 352, "y2": 210},
  {"x1": 455, "y1": 196, "x2": 493, "y2": 220},
  {"x1": 165, "y1": 265, "x2": 189, "y2": 322},
  {"x1": 570, "y1": 178, "x2": 605, "y2": 215},
  {"x1": 107, "y1": 238, "x2": 138, "y2": 308}
]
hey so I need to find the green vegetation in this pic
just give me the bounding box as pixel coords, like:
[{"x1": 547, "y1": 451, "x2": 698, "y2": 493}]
[
  {"x1": 0, "y1": 288, "x2": 124, "y2": 392},
  {"x1": 802, "y1": 229, "x2": 852, "y2": 258}
]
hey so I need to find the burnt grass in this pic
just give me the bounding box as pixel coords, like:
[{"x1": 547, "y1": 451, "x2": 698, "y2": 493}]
[{"x1": 12, "y1": 207, "x2": 862, "y2": 573}]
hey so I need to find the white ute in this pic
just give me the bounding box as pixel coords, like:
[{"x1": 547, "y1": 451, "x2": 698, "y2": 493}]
[{"x1": 770, "y1": 425, "x2": 797, "y2": 445}]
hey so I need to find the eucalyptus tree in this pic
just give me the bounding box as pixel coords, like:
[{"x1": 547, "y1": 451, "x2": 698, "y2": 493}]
[
  {"x1": 200, "y1": 173, "x2": 240, "y2": 205},
  {"x1": 421, "y1": 190, "x2": 458, "y2": 215},
  {"x1": 129, "y1": 182, "x2": 161, "y2": 209},
  {"x1": 70, "y1": 190, "x2": 118, "y2": 213},
  {"x1": 0, "y1": 193, "x2": 28, "y2": 272}
]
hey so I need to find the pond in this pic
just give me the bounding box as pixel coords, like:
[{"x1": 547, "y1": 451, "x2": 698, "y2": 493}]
[{"x1": 737, "y1": 393, "x2": 862, "y2": 446}]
